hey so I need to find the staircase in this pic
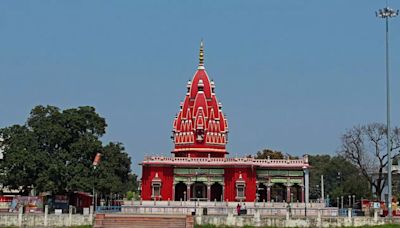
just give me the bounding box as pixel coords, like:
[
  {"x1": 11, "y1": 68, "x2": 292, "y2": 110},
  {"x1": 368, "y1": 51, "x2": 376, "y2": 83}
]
[{"x1": 94, "y1": 214, "x2": 194, "y2": 228}]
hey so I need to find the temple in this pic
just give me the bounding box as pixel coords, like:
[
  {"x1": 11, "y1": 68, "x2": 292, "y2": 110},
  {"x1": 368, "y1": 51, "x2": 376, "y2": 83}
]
[{"x1": 140, "y1": 42, "x2": 310, "y2": 203}]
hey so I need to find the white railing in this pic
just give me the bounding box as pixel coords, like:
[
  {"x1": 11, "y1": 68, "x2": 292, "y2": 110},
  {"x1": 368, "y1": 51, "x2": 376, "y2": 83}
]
[
  {"x1": 142, "y1": 156, "x2": 308, "y2": 167},
  {"x1": 121, "y1": 201, "x2": 337, "y2": 217}
]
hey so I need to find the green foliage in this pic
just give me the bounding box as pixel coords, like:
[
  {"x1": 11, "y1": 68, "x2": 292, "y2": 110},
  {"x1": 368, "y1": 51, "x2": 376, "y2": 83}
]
[
  {"x1": 0, "y1": 105, "x2": 134, "y2": 196},
  {"x1": 253, "y1": 148, "x2": 298, "y2": 159},
  {"x1": 308, "y1": 155, "x2": 371, "y2": 200}
]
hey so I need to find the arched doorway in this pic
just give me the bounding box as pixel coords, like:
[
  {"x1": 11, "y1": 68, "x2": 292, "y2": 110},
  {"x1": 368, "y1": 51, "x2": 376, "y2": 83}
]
[
  {"x1": 271, "y1": 183, "x2": 285, "y2": 202},
  {"x1": 191, "y1": 182, "x2": 207, "y2": 200},
  {"x1": 257, "y1": 183, "x2": 267, "y2": 202},
  {"x1": 175, "y1": 182, "x2": 187, "y2": 201},
  {"x1": 210, "y1": 183, "x2": 223, "y2": 201}
]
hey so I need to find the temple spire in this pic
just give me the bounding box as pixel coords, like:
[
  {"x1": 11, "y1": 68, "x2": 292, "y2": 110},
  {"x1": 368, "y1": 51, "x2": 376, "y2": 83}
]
[{"x1": 198, "y1": 40, "x2": 205, "y2": 69}]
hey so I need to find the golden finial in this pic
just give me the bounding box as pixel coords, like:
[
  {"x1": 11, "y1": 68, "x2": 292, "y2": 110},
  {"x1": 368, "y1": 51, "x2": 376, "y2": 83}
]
[{"x1": 199, "y1": 40, "x2": 204, "y2": 67}]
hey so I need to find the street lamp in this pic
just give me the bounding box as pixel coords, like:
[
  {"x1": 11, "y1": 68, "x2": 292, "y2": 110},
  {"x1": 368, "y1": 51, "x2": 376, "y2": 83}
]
[{"x1": 376, "y1": 5, "x2": 398, "y2": 219}]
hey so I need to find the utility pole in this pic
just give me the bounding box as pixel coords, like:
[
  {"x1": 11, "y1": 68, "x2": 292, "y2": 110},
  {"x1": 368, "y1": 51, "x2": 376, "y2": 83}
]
[
  {"x1": 321, "y1": 175, "x2": 325, "y2": 203},
  {"x1": 376, "y1": 4, "x2": 398, "y2": 219}
]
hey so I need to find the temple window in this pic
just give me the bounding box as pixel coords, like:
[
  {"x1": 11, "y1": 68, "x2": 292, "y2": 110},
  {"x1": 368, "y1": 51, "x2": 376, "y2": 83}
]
[
  {"x1": 152, "y1": 183, "x2": 161, "y2": 198},
  {"x1": 235, "y1": 173, "x2": 246, "y2": 200},
  {"x1": 236, "y1": 184, "x2": 245, "y2": 198},
  {"x1": 151, "y1": 172, "x2": 162, "y2": 199}
]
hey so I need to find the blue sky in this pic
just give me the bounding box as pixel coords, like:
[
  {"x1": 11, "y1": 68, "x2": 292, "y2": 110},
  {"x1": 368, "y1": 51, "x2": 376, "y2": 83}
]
[{"x1": 1, "y1": 1, "x2": 399, "y2": 174}]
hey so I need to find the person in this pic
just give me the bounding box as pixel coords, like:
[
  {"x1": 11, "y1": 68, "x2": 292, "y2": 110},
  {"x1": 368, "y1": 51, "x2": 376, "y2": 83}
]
[
  {"x1": 242, "y1": 203, "x2": 247, "y2": 215},
  {"x1": 236, "y1": 203, "x2": 241, "y2": 216}
]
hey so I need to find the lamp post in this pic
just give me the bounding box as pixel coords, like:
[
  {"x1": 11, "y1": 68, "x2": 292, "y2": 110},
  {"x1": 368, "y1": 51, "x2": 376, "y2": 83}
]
[{"x1": 376, "y1": 5, "x2": 398, "y2": 219}]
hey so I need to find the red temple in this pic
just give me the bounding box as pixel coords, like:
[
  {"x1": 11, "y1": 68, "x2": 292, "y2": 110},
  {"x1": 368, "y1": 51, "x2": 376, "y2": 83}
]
[{"x1": 140, "y1": 42, "x2": 310, "y2": 203}]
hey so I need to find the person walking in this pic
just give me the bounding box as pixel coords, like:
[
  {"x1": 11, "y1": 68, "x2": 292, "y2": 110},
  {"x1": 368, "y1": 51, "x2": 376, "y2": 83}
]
[{"x1": 236, "y1": 203, "x2": 241, "y2": 216}]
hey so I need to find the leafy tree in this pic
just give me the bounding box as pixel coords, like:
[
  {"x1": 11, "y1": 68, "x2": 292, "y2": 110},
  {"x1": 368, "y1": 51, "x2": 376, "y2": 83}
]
[
  {"x1": 339, "y1": 123, "x2": 400, "y2": 199},
  {"x1": 252, "y1": 148, "x2": 297, "y2": 159},
  {"x1": 0, "y1": 105, "x2": 133, "y2": 196},
  {"x1": 308, "y1": 155, "x2": 370, "y2": 201},
  {"x1": 95, "y1": 143, "x2": 131, "y2": 195},
  {"x1": 0, "y1": 125, "x2": 44, "y2": 195}
]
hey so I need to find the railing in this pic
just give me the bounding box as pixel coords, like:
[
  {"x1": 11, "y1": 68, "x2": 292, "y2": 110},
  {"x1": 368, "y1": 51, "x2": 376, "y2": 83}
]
[
  {"x1": 121, "y1": 204, "x2": 339, "y2": 217},
  {"x1": 142, "y1": 156, "x2": 308, "y2": 167},
  {"x1": 96, "y1": 206, "x2": 122, "y2": 213},
  {"x1": 338, "y1": 208, "x2": 365, "y2": 217}
]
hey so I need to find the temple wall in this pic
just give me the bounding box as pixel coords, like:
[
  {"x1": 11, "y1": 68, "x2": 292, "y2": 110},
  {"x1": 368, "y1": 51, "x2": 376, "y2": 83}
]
[
  {"x1": 224, "y1": 167, "x2": 256, "y2": 202},
  {"x1": 141, "y1": 166, "x2": 174, "y2": 200}
]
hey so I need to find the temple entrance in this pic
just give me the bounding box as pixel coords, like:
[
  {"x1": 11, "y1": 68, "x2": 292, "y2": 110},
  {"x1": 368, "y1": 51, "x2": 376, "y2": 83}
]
[
  {"x1": 257, "y1": 183, "x2": 267, "y2": 202},
  {"x1": 174, "y1": 182, "x2": 187, "y2": 201},
  {"x1": 210, "y1": 183, "x2": 223, "y2": 201},
  {"x1": 191, "y1": 182, "x2": 207, "y2": 200},
  {"x1": 271, "y1": 183, "x2": 285, "y2": 202}
]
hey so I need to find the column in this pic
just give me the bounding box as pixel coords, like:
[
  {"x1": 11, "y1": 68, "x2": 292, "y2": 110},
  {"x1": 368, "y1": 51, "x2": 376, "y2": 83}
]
[
  {"x1": 207, "y1": 183, "x2": 211, "y2": 202},
  {"x1": 172, "y1": 184, "x2": 175, "y2": 201},
  {"x1": 256, "y1": 182, "x2": 259, "y2": 202},
  {"x1": 222, "y1": 184, "x2": 225, "y2": 201},
  {"x1": 186, "y1": 182, "x2": 191, "y2": 201},
  {"x1": 304, "y1": 169, "x2": 309, "y2": 203},
  {"x1": 286, "y1": 184, "x2": 292, "y2": 203},
  {"x1": 301, "y1": 185, "x2": 305, "y2": 203},
  {"x1": 267, "y1": 184, "x2": 272, "y2": 202}
]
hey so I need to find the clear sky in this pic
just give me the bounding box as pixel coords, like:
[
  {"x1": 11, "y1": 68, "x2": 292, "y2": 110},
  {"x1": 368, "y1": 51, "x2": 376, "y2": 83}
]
[{"x1": 1, "y1": 1, "x2": 399, "y2": 175}]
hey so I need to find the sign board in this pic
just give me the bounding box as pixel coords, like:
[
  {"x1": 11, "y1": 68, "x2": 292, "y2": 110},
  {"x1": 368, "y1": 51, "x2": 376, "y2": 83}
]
[{"x1": 373, "y1": 202, "x2": 380, "y2": 209}]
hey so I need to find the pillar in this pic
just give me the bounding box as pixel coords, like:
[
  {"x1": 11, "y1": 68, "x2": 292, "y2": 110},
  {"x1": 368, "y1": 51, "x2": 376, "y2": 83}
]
[
  {"x1": 207, "y1": 183, "x2": 211, "y2": 202},
  {"x1": 286, "y1": 184, "x2": 292, "y2": 203},
  {"x1": 222, "y1": 184, "x2": 225, "y2": 201},
  {"x1": 44, "y1": 205, "x2": 48, "y2": 227},
  {"x1": 186, "y1": 183, "x2": 191, "y2": 201},
  {"x1": 172, "y1": 184, "x2": 175, "y2": 201},
  {"x1": 301, "y1": 185, "x2": 305, "y2": 203},
  {"x1": 18, "y1": 206, "x2": 22, "y2": 227},
  {"x1": 267, "y1": 185, "x2": 271, "y2": 202},
  {"x1": 321, "y1": 175, "x2": 325, "y2": 203},
  {"x1": 69, "y1": 205, "x2": 73, "y2": 226},
  {"x1": 304, "y1": 169, "x2": 310, "y2": 203},
  {"x1": 255, "y1": 182, "x2": 259, "y2": 202}
]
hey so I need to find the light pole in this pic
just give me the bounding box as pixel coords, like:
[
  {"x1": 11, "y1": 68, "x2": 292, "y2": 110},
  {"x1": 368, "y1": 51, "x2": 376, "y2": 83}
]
[{"x1": 376, "y1": 5, "x2": 398, "y2": 219}]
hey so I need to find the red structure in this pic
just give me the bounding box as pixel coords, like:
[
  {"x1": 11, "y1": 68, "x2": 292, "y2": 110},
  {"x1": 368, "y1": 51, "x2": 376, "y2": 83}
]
[{"x1": 140, "y1": 42, "x2": 310, "y2": 203}]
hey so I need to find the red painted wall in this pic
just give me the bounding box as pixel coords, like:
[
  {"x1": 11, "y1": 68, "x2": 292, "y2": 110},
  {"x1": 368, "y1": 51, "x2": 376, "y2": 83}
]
[
  {"x1": 224, "y1": 167, "x2": 256, "y2": 202},
  {"x1": 141, "y1": 166, "x2": 174, "y2": 201}
]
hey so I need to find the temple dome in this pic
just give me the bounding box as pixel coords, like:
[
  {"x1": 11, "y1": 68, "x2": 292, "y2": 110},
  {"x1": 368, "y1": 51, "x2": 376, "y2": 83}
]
[{"x1": 172, "y1": 41, "x2": 229, "y2": 157}]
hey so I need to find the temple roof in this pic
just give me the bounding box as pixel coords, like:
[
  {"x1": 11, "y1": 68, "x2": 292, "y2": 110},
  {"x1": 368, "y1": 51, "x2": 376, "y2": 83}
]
[{"x1": 172, "y1": 41, "x2": 228, "y2": 157}]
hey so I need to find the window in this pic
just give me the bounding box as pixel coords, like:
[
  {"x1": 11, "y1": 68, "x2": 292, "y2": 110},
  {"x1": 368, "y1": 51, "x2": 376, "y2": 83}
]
[
  {"x1": 235, "y1": 173, "x2": 246, "y2": 200},
  {"x1": 152, "y1": 183, "x2": 161, "y2": 198},
  {"x1": 236, "y1": 184, "x2": 245, "y2": 198}
]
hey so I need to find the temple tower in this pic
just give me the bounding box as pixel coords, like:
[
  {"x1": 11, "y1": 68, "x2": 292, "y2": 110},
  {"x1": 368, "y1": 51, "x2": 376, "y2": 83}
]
[{"x1": 172, "y1": 41, "x2": 228, "y2": 158}]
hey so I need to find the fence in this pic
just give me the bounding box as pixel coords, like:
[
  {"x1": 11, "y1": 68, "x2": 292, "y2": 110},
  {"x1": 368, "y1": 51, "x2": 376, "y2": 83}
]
[{"x1": 96, "y1": 205, "x2": 122, "y2": 213}]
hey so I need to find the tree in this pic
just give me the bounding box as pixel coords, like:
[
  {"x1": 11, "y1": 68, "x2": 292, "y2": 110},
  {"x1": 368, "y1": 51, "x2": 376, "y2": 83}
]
[
  {"x1": 339, "y1": 123, "x2": 400, "y2": 199},
  {"x1": 308, "y1": 155, "x2": 370, "y2": 200},
  {"x1": 0, "y1": 125, "x2": 44, "y2": 195},
  {"x1": 0, "y1": 105, "x2": 133, "y2": 196},
  {"x1": 253, "y1": 148, "x2": 297, "y2": 159},
  {"x1": 95, "y1": 143, "x2": 131, "y2": 195}
]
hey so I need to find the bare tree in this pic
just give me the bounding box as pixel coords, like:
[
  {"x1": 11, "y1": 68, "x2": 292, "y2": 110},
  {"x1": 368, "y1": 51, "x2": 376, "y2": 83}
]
[{"x1": 339, "y1": 123, "x2": 400, "y2": 198}]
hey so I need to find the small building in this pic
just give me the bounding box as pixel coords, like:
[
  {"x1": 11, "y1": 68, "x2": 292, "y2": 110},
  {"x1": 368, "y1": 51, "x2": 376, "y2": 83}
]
[{"x1": 140, "y1": 42, "x2": 310, "y2": 203}]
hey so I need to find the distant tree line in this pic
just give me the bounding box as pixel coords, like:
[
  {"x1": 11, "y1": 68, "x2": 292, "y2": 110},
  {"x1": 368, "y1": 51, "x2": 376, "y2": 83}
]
[
  {"x1": 253, "y1": 122, "x2": 400, "y2": 201},
  {"x1": 0, "y1": 105, "x2": 137, "y2": 197}
]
